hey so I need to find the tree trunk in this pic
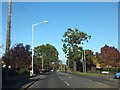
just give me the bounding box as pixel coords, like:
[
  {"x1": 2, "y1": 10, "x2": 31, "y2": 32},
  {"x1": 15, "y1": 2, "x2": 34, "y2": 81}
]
[{"x1": 73, "y1": 60, "x2": 76, "y2": 71}]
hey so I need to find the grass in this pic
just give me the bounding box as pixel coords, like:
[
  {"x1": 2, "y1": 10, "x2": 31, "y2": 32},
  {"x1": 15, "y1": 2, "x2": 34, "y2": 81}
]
[{"x1": 71, "y1": 71, "x2": 108, "y2": 76}]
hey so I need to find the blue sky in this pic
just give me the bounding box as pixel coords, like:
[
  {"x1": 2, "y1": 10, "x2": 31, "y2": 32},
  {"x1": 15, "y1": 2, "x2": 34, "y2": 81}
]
[{"x1": 2, "y1": 2, "x2": 118, "y2": 64}]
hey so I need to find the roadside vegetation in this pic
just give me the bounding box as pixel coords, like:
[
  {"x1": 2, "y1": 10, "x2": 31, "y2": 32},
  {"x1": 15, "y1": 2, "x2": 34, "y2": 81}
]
[
  {"x1": 34, "y1": 44, "x2": 59, "y2": 73},
  {"x1": 2, "y1": 43, "x2": 31, "y2": 78},
  {"x1": 2, "y1": 43, "x2": 59, "y2": 78},
  {"x1": 2, "y1": 28, "x2": 120, "y2": 81},
  {"x1": 61, "y1": 28, "x2": 120, "y2": 74}
]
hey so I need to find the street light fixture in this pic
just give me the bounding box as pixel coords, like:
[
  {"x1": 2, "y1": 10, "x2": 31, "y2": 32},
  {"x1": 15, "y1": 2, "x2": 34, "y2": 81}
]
[{"x1": 31, "y1": 20, "x2": 48, "y2": 76}]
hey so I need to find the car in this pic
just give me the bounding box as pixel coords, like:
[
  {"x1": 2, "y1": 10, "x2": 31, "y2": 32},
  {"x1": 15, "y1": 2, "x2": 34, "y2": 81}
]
[
  {"x1": 101, "y1": 71, "x2": 109, "y2": 75},
  {"x1": 114, "y1": 72, "x2": 120, "y2": 79}
]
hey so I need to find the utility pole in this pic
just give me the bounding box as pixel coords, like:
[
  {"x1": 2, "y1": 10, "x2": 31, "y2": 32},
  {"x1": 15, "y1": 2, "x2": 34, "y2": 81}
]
[
  {"x1": 60, "y1": 60, "x2": 62, "y2": 71},
  {"x1": 84, "y1": 49, "x2": 86, "y2": 73},
  {"x1": 5, "y1": 0, "x2": 12, "y2": 83},
  {"x1": 42, "y1": 55, "x2": 44, "y2": 70},
  {"x1": 82, "y1": 44, "x2": 86, "y2": 73},
  {"x1": 68, "y1": 59, "x2": 69, "y2": 71}
]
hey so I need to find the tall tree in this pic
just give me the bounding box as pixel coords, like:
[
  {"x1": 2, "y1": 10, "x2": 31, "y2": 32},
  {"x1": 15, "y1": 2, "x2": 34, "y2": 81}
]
[
  {"x1": 62, "y1": 28, "x2": 91, "y2": 71},
  {"x1": 34, "y1": 44, "x2": 59, "y2": 71}
]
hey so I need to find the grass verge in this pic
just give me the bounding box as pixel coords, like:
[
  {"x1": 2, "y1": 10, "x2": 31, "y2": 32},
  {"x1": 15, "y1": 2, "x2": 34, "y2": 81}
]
[{"x1": 70, "y1": 71, "x2": 110, "y2": 76}]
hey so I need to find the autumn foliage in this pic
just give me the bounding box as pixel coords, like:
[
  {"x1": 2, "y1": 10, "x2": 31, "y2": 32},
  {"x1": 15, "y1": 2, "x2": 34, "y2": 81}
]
[
  {"x1": 96, "y1": 45, "x2": 120, "y2": 68},
  {"x1": 2, "y1": 43, "x2": 32, "y2": 70}
]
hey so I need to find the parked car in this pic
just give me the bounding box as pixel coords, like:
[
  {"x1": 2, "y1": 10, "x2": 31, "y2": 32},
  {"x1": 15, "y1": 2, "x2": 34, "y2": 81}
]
[
  {"x1": 51, "y1": 69, "x2": 54, "y2": 72},
  {"x1": 114, "y1": 72, "x2": 120, "y2": 79},
  {"x1": 101, "y1": 71, "x2": 109, "y2": 75}
]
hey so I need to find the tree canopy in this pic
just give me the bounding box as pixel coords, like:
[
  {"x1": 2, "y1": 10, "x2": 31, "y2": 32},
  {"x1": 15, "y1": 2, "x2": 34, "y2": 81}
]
[
  {"x1": 2, "y1": 43, "x2": 32, "y2": 70},
  {"x1": 34, "y1": 44, "x2": 59, "y2": 71},
  {"x1": 96, "y1": 45, "x2": 120, "y2": 68}
]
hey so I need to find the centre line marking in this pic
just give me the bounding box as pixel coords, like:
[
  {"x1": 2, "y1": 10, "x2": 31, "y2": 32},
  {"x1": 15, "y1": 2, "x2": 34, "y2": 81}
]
[
  {"x1": 64, "y1": 81, "x2": 70, "y2": 86},
  {"x1": 59, "y1": 76, "x2": 63, "y2": 81},
  {"x1": 58, "y1": 76, "x2": 70, "y2": 87}
]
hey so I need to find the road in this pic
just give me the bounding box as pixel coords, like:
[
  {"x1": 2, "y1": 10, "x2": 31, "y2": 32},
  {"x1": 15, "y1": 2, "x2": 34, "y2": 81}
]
[{"x1": 27, "y1": 71, "x2": 119, "y2": 89}]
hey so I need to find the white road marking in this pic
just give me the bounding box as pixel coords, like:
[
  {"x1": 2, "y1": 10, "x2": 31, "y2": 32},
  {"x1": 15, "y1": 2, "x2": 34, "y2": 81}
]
[
  {"x1": 61, "y1": 73, "x2": 70, "y2": 75},
  {"x1": 58, "y1": 76, "x2": 70, "y2": 86},
  {"x1": 88, "y1": 79, "x2": 92, "y2": 81},
  {"x1": 64, "y1": 81, "x2": 70, "y2": 86},
  {"x1": 59, "y1": 76, "x2": 63, "y2": 81}
]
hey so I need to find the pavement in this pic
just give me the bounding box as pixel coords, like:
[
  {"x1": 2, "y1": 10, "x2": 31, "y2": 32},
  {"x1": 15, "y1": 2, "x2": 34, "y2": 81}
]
[
  {"x1": 2, "y1": 74, "x2": 42, "y2": 90},
  {"x1": 19, "y1": 75, "x2": 42, "y2": 90}
]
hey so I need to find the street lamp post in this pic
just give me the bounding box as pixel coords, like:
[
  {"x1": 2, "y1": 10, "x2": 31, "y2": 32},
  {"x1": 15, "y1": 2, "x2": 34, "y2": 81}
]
[{"x1": 31, "y1": 21, "x2": 48, "y2": 76}]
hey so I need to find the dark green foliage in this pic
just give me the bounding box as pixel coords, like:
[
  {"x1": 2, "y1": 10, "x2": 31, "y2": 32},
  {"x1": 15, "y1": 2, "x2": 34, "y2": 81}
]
[
  {"x1": 18, "y1": 68, "x2": 29, "y2": 74},
  {"x1": 85, "y1": 50, "x2": 96, "y2": 71},
  {"x1": 34, "y1": 44, "x2": 59, "y2": 71},
  {"x1": 108, "y1": 68, "x2": 120, "y2": 72}
]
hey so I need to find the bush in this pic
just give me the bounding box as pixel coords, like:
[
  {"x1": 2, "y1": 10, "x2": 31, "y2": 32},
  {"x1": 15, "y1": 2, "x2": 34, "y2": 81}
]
[
  {"x1": 108, "y1": 67, "x2": 120, "y2": 72},
  {"x1": 18, "y1": 68, "x2": 29, "y2": 75}
]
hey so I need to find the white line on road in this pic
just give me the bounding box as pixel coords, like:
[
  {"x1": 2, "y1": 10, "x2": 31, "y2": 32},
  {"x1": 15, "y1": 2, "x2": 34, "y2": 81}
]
[
  {"x1": 58, "y1": 75, "x2": 72, "y2": 88},
  {"x1": 88, "y1": 79, "x2": 92, "y2": 81},
  {"x1": 64, "y1": 81, "x2": 70, "y2": 86},
  {"x1": 59, "y1": 76, "x2": 63, "y2": 81},
  {"x1": 58, "y1": 76, "x2": 70, "y2": 86}
]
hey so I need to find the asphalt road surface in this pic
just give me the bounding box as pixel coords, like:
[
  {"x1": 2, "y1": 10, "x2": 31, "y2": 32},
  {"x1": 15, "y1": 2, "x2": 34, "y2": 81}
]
[{"x1": 27, "y1": 71, "x2": 119, "y2": 89}]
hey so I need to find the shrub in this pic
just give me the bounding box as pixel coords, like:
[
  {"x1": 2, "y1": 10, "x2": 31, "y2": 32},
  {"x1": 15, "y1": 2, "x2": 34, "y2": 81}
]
[
  {"x1": 108, "y1": 67, "x2": 120, "y2": 72},
  {"x1": 18, "y1": 68, "x2": 29, "y2": 75}
]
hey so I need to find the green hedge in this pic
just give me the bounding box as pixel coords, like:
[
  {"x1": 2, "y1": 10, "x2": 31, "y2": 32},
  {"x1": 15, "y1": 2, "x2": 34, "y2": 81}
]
[
  {"x1": 107, "y1": 68, "x2": 120, "y2": 72},
  {"x1": 18, "y1": 68, "x2": 29, "y2": 75}
]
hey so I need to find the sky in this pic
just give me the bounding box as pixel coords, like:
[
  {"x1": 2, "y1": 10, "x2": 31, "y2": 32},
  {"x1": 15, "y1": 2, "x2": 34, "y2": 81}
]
[{"x1": 2, "y1": 2, "x2": 118, "y2": 64}]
